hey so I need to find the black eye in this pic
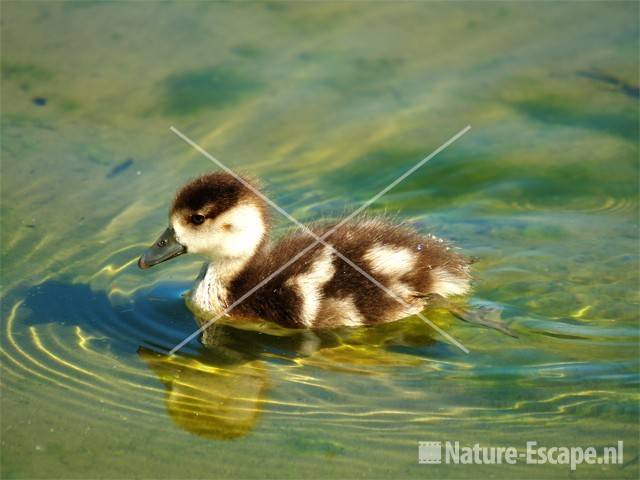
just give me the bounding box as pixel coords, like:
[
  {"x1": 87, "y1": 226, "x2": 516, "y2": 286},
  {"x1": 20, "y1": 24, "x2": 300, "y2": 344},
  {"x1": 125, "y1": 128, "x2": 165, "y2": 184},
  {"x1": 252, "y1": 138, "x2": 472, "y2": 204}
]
[{"x1": 190, "y1": 214, "x2": 205, "y2": 225}]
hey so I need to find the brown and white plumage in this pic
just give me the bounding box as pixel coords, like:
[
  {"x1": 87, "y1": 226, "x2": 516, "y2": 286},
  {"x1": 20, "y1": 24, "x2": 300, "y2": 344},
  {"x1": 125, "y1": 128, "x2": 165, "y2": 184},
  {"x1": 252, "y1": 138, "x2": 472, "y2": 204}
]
[{"x1": 138, "y1": 172, "x2": 473, "y2": 331}]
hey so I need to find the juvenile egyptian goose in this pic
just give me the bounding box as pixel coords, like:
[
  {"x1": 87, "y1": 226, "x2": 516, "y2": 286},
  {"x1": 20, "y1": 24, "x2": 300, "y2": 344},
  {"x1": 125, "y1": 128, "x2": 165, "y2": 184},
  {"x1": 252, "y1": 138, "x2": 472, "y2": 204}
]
[{"x1": 138, "y1": 172, "x2": 475, "y2": 331}]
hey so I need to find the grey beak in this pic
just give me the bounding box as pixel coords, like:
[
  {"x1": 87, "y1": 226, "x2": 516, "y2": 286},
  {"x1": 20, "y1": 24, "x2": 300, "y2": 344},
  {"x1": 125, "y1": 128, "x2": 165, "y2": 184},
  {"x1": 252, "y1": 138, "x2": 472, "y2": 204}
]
[{"x1": 138, "y1": 227, "x2": 187, "y2": 269}]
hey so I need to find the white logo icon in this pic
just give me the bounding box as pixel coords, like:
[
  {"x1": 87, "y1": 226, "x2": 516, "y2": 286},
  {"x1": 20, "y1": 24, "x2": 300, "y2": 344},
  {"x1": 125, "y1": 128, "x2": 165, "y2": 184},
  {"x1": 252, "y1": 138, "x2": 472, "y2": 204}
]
[{"x1": 419, "y1": 441, "x2": 442, "y2": 464}]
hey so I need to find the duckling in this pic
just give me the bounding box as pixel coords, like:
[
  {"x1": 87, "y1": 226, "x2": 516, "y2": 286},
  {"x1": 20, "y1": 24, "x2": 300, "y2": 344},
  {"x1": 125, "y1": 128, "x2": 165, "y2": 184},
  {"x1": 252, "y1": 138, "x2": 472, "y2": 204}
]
[{"x1": 138, "y1": 172, "x2": 475, "y2": 331}]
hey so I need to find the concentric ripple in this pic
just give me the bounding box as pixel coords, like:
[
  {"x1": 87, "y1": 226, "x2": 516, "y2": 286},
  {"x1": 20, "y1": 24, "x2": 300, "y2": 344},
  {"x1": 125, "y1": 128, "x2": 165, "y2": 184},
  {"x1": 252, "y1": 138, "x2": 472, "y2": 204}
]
[
  {"x1": 0, "y1": 248, "x2": 456, "y2": 441},
  {"x1": 3, "y1": 245, "x2": 639, "y2": 447}
]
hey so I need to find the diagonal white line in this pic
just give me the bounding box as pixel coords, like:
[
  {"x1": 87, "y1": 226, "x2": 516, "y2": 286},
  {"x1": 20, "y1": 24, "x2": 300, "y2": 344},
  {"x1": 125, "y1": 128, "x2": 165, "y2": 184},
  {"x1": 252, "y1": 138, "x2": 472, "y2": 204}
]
[{"x1": 169, "y1": 125, "x2": 471, "y2": 355}]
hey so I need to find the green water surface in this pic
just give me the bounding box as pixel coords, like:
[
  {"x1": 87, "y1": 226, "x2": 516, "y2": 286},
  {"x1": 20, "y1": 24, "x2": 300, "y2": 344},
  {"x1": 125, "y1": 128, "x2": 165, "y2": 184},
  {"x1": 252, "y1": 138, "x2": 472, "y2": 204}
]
[{"x1": 1, "y1": 1, "x2": 639, "y2": 479}]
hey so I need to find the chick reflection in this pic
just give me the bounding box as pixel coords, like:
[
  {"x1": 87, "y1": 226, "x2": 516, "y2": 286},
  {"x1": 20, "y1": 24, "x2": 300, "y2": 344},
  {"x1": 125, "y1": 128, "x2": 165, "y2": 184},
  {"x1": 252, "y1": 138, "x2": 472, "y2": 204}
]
[
  {"x1": 137, "y1": 322, "x2": 345, "y2": 440},
  {"x1": 139, "y1": 310, "x2": 452, "y2": 440},
  {"x1": 138, "y1": 342, "x2": 268, "y2": 440}
]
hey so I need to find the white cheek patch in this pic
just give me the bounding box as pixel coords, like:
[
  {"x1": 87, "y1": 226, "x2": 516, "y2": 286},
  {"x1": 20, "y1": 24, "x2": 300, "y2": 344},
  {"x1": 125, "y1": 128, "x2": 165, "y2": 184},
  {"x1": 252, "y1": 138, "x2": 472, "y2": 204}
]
[
  {"x1": 363, "y1": 244, "x2": 417, "y2": 278},
  {"x1": 171, "y1": 203, "x2": 265, "y2": 261},
  {"x1": 211, "y1": 204, "x2": 265, "y2": 259},
  {"x1": 172, "y1": 214, "x2": 215, "y2": 255},
  {"x1": 430, "y1": 267, "x2": 471, "y2": 297},
  {"x1": 286, "y1": 247, "x2": 335, "y2": 327}
]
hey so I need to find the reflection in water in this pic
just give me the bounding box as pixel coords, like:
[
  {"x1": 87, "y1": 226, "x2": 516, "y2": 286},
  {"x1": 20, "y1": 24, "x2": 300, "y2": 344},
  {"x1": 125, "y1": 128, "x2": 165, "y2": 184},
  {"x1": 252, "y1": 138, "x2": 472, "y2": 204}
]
[
  {"x1": 2, "y1": 266, "x2": 637, "y2": 476},
  {"x1": 137, "y1": 312, "x2": 447, "y2": 440},
  {"x1": 3, "y1": 278, "x2": 453, "y2": 442},
  {"x1": 138, "y1": 346, "x2": 268, "y2": 440}
]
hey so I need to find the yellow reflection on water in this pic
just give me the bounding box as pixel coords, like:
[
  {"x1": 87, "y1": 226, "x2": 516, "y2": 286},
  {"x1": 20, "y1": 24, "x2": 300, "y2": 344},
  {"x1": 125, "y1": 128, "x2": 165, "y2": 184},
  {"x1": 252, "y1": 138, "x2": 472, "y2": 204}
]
[{"x1": 138, "y1": 347, "x2": 268, "y2": 440}]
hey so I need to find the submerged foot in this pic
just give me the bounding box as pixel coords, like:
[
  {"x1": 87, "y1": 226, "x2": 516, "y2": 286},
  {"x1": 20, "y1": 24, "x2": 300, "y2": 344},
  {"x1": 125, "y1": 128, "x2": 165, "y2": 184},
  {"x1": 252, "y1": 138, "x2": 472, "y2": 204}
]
[
  {"x1": 449, "y1": 305, "x2": 517, "y2": 338},
  {"x1": 419, "y1": 293, "x2": 517, "y2": 338}
]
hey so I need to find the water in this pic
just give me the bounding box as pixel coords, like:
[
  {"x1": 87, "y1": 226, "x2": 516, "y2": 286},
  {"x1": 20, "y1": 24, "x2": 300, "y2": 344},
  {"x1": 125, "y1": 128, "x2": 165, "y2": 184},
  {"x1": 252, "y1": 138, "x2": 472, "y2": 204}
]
[{"x1": 1, "y1": 2, "x2": 638, "y2": 478}]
